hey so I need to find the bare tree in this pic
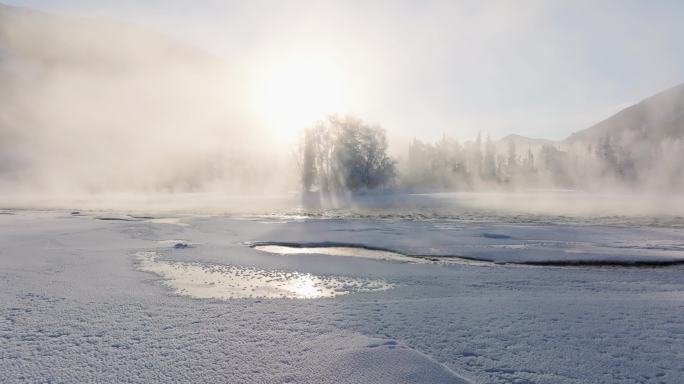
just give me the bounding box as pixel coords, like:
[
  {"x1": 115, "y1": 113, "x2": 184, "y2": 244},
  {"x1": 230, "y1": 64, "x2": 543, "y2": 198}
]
[{"x1": 299, "y1": 115, "x2": 396, "y2": 192}]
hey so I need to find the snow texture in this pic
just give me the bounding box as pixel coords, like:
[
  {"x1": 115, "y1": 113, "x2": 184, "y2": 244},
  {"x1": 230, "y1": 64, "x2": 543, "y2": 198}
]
[{"x1": 2, "y1": 210, "x2": 684, "y2": 383}]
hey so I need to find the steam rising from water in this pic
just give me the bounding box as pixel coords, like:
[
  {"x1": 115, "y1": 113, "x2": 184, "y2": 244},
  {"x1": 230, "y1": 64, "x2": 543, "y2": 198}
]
[
  {"x1": 2, "y1": 4, "x2": 684, "y2": 218},
  {"x1": 0, "y1": 5, "x2": 295, "y2": 196}
]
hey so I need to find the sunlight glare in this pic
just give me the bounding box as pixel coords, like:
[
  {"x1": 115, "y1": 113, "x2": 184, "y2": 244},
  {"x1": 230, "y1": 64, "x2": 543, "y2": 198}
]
[
  {"x1": 286, "y1": 273, "x2": 323, "y2": 298},
  {"x1": 251, "y1": 57, "x2": 349, "y2": 141}
]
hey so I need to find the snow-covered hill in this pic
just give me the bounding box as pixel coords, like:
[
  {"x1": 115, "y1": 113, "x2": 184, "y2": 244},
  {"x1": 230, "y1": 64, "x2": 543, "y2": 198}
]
[{"x1": 566, "y1": 83, "x2": 684, "y2": 145}]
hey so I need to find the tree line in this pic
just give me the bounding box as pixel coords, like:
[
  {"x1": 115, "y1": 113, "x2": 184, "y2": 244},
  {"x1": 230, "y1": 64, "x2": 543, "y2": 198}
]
[{"x1": 298, "y1": 114, "x2": 684, "y2": 192}]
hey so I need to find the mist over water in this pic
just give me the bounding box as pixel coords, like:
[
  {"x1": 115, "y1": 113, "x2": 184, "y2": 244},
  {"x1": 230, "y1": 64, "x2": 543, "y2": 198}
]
[
  {"x1": 0, "y1": 5, "x2": 296, "y2": 197},
  {"x1": 1, "y1": 3, "x2": 684, "y2": 220},
  {"x1": 5, "y1": 5, "x2": 684, "y2": 384}
]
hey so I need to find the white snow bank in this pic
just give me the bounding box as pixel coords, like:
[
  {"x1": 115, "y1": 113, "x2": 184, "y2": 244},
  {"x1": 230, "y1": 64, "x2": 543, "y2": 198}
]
[
  {"x1": 3, "y1": 211, "x2": 684, "y2": 384},
  {"x1": 299, "y1": 332, "x2": 471, "y2": 384},
  {"x1": 254, "y1": 244, "x2": 416, "y2": 262},
  {"x1": 252, "y1": 243, "x2": 494, "y2": 266}
]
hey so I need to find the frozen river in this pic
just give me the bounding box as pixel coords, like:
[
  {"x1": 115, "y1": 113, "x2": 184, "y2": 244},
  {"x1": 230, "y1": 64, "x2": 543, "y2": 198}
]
[{"x1": 1, "y1": 202, "x2": 684, "y2": 383}]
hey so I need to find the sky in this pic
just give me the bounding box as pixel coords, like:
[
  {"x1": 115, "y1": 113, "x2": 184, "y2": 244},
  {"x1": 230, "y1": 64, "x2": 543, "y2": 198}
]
[{"x1": 4, "y1": 0, "x2": 684, "y2": 142}]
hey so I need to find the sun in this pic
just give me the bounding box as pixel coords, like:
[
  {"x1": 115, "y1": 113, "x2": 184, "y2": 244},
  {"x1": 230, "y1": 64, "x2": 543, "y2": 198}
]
[{"x1": 250, "y1": 58, "x2": 348, "y2": 141}]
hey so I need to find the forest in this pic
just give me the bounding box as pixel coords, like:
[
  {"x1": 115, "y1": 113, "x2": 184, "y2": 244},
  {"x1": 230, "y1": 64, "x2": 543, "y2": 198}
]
[{"x1": 298, "y1": 114, "x2": 684, "y2": 193}]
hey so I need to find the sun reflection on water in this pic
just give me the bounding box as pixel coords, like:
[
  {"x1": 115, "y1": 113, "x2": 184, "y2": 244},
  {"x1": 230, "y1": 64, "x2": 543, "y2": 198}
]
[{"x1": 136, "y1": 251, "x2": 392, "y2": 300}]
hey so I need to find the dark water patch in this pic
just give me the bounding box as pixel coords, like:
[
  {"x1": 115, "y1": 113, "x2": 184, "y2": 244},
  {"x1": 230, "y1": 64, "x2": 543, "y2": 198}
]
[
  {"x1": 95, "y1": 217, "x2": 140, "y2": 221},
  {"x1": 247, "y1": 240, "x2": 399, "y2": 253},
  {"x1": 156, "y1": 239, "x2": 196, "y2": 248},
  {"x1": 521, "y1": 259, "x2": 684, "y2": 268},
  {"x1": 482, "y1": 233, "x2": 512, "y2": 239}
]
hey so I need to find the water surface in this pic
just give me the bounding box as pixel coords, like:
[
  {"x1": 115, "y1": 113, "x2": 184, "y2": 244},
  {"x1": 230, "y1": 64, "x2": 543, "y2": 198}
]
[{"x1": 136, "y1": 251, "x2": 392, "y2": 299}]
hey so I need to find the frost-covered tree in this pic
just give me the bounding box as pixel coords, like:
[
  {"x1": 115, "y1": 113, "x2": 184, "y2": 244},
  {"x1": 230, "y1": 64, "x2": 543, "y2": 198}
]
[
  {"x1": 471, "y1": 131, "x2": 483, "y2": 177},
  {"x1": 300, "y1": 128, "x2": 317, "y2": 191},
  {"x1": 404, "y1": 135, "x2": 469, "y2": 190},
  {"x1": 482, "y1": 134, "x2": 497, "y2": 180},
  {"x1": 299, "y1": 115, "x2": 396, "y2": 192},
  {"x1": 539, "y1": 145, "x2": 573, "y2": 187}
]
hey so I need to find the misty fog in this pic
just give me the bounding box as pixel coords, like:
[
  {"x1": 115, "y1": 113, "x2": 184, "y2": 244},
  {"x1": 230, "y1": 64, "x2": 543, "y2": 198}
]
[
  {"x1": 1, "y1": 3, "x2": 684, "y2": 216},
  {"x1": 0, "y1": 4, "x2": 296, "y2": 198},
  {"x1": 6, "y1": 4, "x2": 684, "y2": 384}
]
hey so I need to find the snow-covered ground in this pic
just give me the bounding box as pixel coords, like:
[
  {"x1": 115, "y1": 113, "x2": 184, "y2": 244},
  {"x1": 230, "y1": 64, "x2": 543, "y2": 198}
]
[{"x1": 2, "y1": 208, "x2": 684, "y2": 383}]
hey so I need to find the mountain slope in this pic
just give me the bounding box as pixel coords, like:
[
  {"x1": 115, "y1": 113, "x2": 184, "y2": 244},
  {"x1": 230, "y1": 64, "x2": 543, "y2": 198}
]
[
  {"x1": 566, "y1": 83, "x2": 684, "y2": 145},
  {"x1": 558, "y1": 83, "x2": 684, "y2": 189}
]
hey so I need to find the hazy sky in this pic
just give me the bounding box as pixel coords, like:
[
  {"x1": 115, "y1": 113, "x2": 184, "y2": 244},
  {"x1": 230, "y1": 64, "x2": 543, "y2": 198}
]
[{"x1": 6, "y1": 0, "x2": 684, "y2": 142}]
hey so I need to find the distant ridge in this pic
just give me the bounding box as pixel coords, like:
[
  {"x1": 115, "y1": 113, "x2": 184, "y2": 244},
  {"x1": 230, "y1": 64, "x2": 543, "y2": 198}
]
[{"x1": 565, "y1": 83, "x2": 684, "y2": 145}]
